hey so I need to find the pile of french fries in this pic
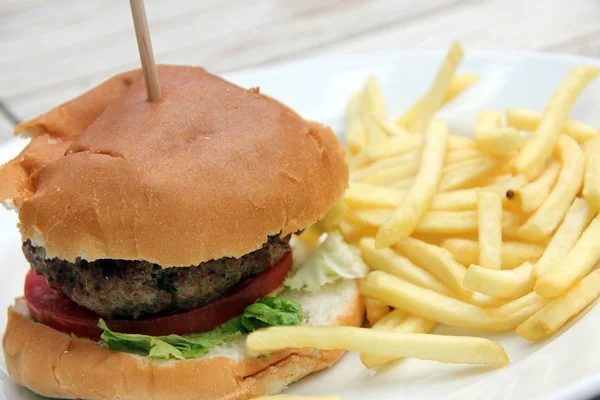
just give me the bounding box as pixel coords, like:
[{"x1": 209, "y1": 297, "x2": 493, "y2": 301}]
[{"x1": 247, "y1": 42, "x2": 600, "y2": 371}]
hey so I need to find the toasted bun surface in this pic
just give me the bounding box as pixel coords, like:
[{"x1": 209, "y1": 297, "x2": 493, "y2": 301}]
[
  {"x1": 3, "y1": 280, "x2": 363, "y2": 400},
  {"x1": 0, "y1": 66, "x2": 348, "y2": 267}
]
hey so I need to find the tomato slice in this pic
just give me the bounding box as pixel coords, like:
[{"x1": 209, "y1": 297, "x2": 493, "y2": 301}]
[{"x1": 25, "y1": 252, "x2": 292, "y2": 340}]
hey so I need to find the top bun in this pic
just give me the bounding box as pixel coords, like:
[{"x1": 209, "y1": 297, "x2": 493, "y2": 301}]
[{"x1": 0, "y1": 65, "x2": 348, "y2": 267}]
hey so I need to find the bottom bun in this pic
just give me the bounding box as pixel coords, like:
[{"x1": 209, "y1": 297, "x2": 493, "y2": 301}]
[{"x1": 3, "y1": 279, "x2": 363, "y2": 400}]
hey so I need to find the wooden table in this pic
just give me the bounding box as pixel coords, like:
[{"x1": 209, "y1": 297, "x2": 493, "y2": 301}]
[{"x1": 1, "y1": 0, "x2": 599, "y2": 141}]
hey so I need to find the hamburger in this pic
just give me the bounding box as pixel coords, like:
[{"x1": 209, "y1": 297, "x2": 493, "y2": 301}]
[{"x1": 0, "y1": 65, "x2": 364, "y2": 399}]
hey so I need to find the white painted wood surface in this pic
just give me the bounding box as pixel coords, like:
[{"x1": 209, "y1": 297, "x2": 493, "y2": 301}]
[{"x1": 0, "y1": 0, "x2": 599, "y2": 140}]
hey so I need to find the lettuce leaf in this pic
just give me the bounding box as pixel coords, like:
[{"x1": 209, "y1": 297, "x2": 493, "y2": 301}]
[
  {"x1": 99, "y1": 297, "x2": 302, "y2": 360},
  {"x1": 98, "y1": 320, "x2": 238, "y2": 360},
  {"x1": 284, "y1": 231, "x2": 368, "y2": 291}
]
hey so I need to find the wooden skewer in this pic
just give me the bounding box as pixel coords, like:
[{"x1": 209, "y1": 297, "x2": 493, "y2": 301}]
[{"x1": 129, "y1": 0, "x2": 161, "y2": 101}]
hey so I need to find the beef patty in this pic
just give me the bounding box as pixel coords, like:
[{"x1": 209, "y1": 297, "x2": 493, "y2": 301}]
[{"x1": 23, "y1": 236, "x2": 290, "y2": 319}]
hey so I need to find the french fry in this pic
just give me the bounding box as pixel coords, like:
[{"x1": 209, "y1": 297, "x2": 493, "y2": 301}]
[
  {"x1": 474, "y1": 110, "x2": 522, "y2": 155},
  {"x1": 351, "y1": 135, "x2": 422, "y2": 169},
  {"x1": 519, "y1": 135, "x2": 585, "y2": 242},
  {"x1": 394, "y1": 237, "x2": 470, "y2": 297},
  {"x1": 346, "y1": 93, "x2": 368, "y2": 154},
  {"x1": 513, "y1": 66, "x2": 600, "y2": 178},
  {"x1": 421, "y1": 210, "x2": 523, "y2": 238},
  {"x1": 359, "y1": 166, "x2": 419, "y2": 186},
  {"x1": 439, "y1": 157, "x2": 500, "y2": 192},
  {"x1": 346, "y1": 176, "x2": 525, "y2": 212},
  {"x1": 365, "y1": 298, "x2": 391, "y2": 326},
  {"x1": 297, "y1": 226, "x2": 323, "y2": 247},
  {"x1": 517, "y1": 270, "x2": 600, "y2": 341},
  {"x1": 362, "y1": 76, "x2": 387, "y2": 119},
  {"x1": 430, "y1": 187, "x2": 495, "y2": 212},
  {"x1": 352, "y1": 134, "x2": 472, "y2": 170},
  {"x1": 338, "y1": 218, "x2": 377, "y2": 243},
  {"x1": 391, "y1": 177, "x2": 416, "y2": 190},
  {"x1": 338, "y1": 220, "x2": 360, "y2": 243},
  {"x1": 463, "y1": 262, "x2": 535, "y2": 299},
  {"x1": 583, "y1": 136, "x2": 600, "y2": 209},
  {"x1": 361, "y1": 270, "x2": 549, "y2": 332},
  {"x1": 506, "y1": 107, "x2": 600, "y2": 144},
  {"x1": 352, "y1": 209, "x2": 523, "y2": 238},
  {"x1": 397, "y1": 73, "x2": 478, "y2": 129},
  {"x1": 476, "y1": 109, "x2": 504, "y2": 128},
  {"x1": 351, "y1": 152, "x2": 421, "y2": 184},
  {"x1": 477, "y1": 129, "x2": 523, "y2": 156},
  {"x1": 432, "y1": 176, "x2": 526, "y2": 211},
  {"x1": 469, "y1": 292, "x2": 509, "y2": 309},
  {"x1": 483, "y1": 173, "x2": 514, "y2": 186},
  {"x1": 374, "y1": 116, "x2": 410, "y2": 137},
  {"x1": 532, "y1": 198, "x2": 594, "y2": 278},
  {"x1": 519, "y1": 158, "x2": 548, "y2": 183},
  {"x1": 510, "y1": 160, "x2": 561, "y2": 214},
  {"x1": 360, "y1": 238, "x2": 453, "y2": 295},
  {"x1": 344, "y1": 184, "x2": 405, "y2": 209},
  {"x1": 351, "y1": 156, "x2": 420, "y2": 183},
  {"x1": 361, "y1": 312, "x2": 437, "y2": 369},
  {"x1": 410, "y1": 233, "x2": 455, "y2": 246},
  {"x1": 370, "y1": 309, "x2": 408, "y2": 330},
  {"x1": 246, "y1": 325, "x2": 508, "y2": 366},
  {"x1": 441, "y1": 238, "x2": 544, "y2": 270},
  {"x1": 443, "y1": 155, "x2": 494, "y2": 173},
  {"x1": 445, "y1": 148, "x2": 483, "y2": 165},
  {"x1": 352, "y1": 149, "x2": 421, "y2": 174},
  {"x1": 449, "y1": 135, "x2": 477, "y2": 150},
  {"x1": 442, "y1": 73, "x2": 479, "y2": 104},
  {"x1": 399, "y1": 42, "x2": 464, "y2": 133},
  {"x1": 364, "y1": 115, "x2": 389, "y2": 150},
  {"x1": 534, "y1": 215, "x2": 600, "y2": 298},
  {"x1": 315, "y1": 198, "x2": 347, "y2": 231},
  {"x1": 376, "y1": 120, "x2": 449, "y2": 247},
  {"x1": 477, "y1": 191, "x2": 503, "y2": 270}
]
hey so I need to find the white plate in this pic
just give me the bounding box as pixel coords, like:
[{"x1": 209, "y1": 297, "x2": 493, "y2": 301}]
[{"x1": 1, "y1": 50, "x2": 600, "y2": 400}]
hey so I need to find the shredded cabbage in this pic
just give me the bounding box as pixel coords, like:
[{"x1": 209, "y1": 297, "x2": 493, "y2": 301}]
[{"x1": 285, "y1": 231, "x2": 368, "y2": 291}]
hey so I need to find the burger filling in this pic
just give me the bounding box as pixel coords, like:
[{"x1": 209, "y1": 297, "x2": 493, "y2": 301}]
[
  {"x1": 23, "y1": 235, "x2": 290, "y2": 319},
  {"x1": 18, "y1": 231, "x2": 367, "y2": 360}
]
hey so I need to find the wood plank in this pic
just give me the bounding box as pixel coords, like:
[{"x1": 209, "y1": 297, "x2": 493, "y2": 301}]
[
  {"x1": 0, "y1": 0, "x2": 227, "y2": 62},
  {"x1": 0, "y1": 0, "x2": 329, "y2": 83},
  {"x1": 287, "y1": 0, "x2": 600, "y2": 61},
  {"x1": 0, "y1": 0, "x2": 100, "y2": 32},
  {"x1": 2, "y1": 0, "x2": 599, "y2": 122},
  {"x1": 0, "y1": 0, "x2": 466, "y2": 101},
  {"x1": 544, "y1": 28, "x2": 600, "y2": 57},
  {"x1": 0, "y1": 0, "x2": 480, "y2": 118},
  {"x1": 0, "y1": 0, "x2": 62, "y2": 17}
]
